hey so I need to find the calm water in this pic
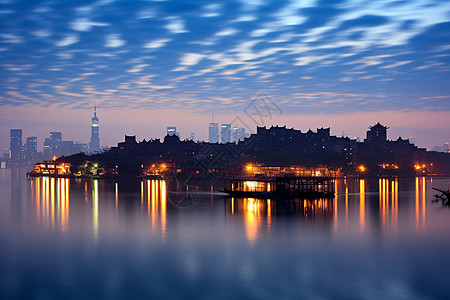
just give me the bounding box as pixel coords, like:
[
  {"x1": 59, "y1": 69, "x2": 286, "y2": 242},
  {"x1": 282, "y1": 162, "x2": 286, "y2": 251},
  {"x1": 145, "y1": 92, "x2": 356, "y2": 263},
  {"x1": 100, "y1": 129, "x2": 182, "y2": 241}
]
[{"x1": 1, "y1": 169, "x2": 450, "y2": 300}]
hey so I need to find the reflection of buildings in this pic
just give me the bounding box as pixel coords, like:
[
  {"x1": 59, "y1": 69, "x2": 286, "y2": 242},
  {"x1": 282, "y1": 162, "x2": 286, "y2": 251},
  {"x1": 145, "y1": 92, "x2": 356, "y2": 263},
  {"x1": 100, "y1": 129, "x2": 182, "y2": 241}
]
[
  {"x1": 140, "y1": 180, "x2": 167, "y2": 239},
  {"x1": 30, "y1": 177, "x2": 70, "y2": 232},
  {"x1": 225, "y1": 197, "x2": 334, "y2": 244},
  {"x1": 336, "y1": 178, "x2": 427, "y2": 234}
]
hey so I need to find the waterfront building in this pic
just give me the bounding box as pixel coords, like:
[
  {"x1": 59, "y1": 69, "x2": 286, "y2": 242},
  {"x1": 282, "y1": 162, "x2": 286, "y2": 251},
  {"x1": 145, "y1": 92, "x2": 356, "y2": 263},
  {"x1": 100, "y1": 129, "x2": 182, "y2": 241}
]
[
  {"x1": 28, "y1": 160, "x2": 71, "y2": 177},
  {"x1": 221, "y1": 124, "x2": 231, "y2": 143},
  {"x1": 90, "y1": 106, "x2": 100, "y2": 152}
]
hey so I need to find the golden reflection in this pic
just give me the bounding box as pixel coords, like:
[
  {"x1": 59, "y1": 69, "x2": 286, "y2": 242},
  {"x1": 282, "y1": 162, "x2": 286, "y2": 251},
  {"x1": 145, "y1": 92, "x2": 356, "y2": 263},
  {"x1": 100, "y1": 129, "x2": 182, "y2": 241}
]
[
  {"x1": 394, "y1": 179, "x2": 398, "y2": 231},
  {"x1": 151, "y1": 180, "x2": 156, "y2": 231},
  {"x1": 44, "y1": 177, "x2": 49, "y2": 227},
  {"x1": 415, "y1": 177, "x2": 419, "y2": 231},
  {"x1": 31, "y1": 177, "x2": 69, "y2": 233},
  {"x1": 244, "y1": 198, "x2": 259, "y2": 245},
  {"x1": 93, "y1": 180, "x2": 99, "y2": 240},
  {"x1": 161, "y1": 180, "x2": 167, "y2": 241},
  {"x1": 345, "y1": 186, "x2": 348, "y2": 227},
  {"x1": 231, "y1": 197, "x2": 235, "y2": 215},
  {"x1": 378, "y1": 178, "x2": 399, "y2": 232},
  {"x1": 115, "y1": 182, "x2": 118, "y2": 214},
  {"x1": 333, "y1": 180, "x2": 338, "y2": 230},
  {"x1": 225, "y1": 197, "x2": 333, "y2": 245},
  {"x1": 84, "y1": 181, "x2": 88, "y2": 202},
  {"x1": 36, "y1": 177, "x2": 40, "y2": 223},
  {"x1": 147, "y1": 180, "x2": 150, "y2": 217},
  {"x1": 143, "y1": 179, "x2": 168, "y2": 241},
  {"x1": 60, "y1": 178, "x2": 69, "y2": 232},
  {"x1": 380, "y1": 179, "x2": 386, "y2": 231},
  {"x1": 141, "y1": 180, "x2": 144, "y2": 213},
  {"x1": 360, "y1": 179, "x2": 365, "y2": 232},
  {"x1": 422, "y1": 177, "x2": 426, "y2": 231},
  {"x1": 51, "y1": 178, "x2": 55, "y2": 229}
]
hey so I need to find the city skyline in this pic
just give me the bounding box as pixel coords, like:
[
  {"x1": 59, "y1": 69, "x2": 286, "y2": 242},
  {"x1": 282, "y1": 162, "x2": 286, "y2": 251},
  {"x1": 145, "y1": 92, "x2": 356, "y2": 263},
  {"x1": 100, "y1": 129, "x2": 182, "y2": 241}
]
[
  {"x1": 2, "y1": 112, "x2": 450, "y2": 154},
  {"x1": 0, "y1": 0, "x2": 449, "y2": 152}
]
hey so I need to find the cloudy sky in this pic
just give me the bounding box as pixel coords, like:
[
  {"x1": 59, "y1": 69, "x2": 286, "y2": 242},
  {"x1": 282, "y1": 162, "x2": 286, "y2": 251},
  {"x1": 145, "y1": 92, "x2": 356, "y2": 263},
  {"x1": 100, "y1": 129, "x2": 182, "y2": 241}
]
[{"x1": 1, "y1": 0, "x2": 449, "y2": 151}]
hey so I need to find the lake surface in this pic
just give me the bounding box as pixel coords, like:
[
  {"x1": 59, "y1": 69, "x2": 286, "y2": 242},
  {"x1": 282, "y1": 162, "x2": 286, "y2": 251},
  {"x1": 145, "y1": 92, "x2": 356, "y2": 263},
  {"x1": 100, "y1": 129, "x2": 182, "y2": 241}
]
[{"x1": 1, "y1": 168, "x2": 450, "y2": 299}]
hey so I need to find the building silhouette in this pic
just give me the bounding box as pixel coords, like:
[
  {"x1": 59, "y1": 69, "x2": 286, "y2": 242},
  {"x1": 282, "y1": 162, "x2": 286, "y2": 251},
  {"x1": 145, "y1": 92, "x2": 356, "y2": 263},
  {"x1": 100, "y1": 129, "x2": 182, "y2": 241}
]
[
  {"x1": 90, "y1": 106, "x2": 100, "y2": 152},
  {"x1": 364, "y1": 122, "x2": 388, "y2": 150},
  {"x1": 65, "y1": 121, "x2": 450, "y2": 177},
  {"x1": 10, "y1": 129, "x2": 22, "y2": 163}
]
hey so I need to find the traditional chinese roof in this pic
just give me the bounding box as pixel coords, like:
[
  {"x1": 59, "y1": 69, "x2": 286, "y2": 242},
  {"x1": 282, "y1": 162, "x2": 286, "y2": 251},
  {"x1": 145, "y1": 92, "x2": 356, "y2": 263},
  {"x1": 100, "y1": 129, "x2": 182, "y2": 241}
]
[{"x1": 369, "y1": 122, "x2": 389, "y2": 129}]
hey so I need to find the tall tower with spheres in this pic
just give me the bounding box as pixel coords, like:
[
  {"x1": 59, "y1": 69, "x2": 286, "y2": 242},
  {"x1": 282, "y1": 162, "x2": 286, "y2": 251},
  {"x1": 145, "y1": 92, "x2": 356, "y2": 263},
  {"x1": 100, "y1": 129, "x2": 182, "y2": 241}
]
[{"x1": 90, "y1": 105, "x2": 100, "y2": 152}]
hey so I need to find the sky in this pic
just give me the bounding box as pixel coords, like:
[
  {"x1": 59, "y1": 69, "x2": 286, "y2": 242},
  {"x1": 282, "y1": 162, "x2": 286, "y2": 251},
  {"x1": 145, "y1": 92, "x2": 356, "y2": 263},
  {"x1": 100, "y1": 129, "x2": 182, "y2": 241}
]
[{"x1": 0, "y1": 0, "x2": 449, "y2": 152}]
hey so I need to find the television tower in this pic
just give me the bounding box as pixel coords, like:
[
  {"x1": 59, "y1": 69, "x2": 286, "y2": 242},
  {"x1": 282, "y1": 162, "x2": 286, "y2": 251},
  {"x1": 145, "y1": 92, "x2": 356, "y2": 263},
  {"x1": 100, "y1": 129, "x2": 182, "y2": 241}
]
[{"x1": 90, "y1": 105, "x2": 100, "y2": 152}]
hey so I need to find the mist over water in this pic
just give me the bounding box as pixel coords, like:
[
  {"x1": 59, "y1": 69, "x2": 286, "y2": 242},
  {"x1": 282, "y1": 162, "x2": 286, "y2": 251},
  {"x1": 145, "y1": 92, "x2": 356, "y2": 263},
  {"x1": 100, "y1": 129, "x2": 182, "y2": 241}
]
[{"x1": 1, "y1": 168, "x2": 450, "y2": 299}]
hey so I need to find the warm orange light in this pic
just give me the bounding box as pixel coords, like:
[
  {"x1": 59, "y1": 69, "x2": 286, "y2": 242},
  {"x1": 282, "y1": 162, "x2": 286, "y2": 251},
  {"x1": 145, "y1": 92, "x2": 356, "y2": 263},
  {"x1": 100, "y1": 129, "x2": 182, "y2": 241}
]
[
  {"x1": 52, "y1": 156, "x2": 57, "y2": 161},
  {"x1": 359, "y1": 165, "x2": 366, "y2": 172},
  {"x1": 246, "y1": 164, "x2": 253, "y2": 171}
]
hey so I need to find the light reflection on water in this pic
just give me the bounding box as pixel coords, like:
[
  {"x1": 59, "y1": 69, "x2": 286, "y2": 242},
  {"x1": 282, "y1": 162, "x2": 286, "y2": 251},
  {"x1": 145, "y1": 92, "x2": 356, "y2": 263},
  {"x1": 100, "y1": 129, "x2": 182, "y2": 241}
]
[{"x1": 1, "y1": 168, "x2": 450, "y2": 299}]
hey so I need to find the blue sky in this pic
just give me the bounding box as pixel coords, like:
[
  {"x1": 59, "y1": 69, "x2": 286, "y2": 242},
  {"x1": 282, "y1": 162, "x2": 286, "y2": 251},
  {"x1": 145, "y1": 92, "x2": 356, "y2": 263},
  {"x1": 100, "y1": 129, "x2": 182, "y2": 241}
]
[{"x1": 1, "y1": 0, "x2": 449, "y2": 150}]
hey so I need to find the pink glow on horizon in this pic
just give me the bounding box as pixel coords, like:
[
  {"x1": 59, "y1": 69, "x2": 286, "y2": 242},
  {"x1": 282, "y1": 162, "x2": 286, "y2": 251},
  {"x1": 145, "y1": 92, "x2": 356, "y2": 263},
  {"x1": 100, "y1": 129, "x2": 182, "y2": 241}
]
[{"x1": 0, "y1": 105, "x2": 449, "y2": 152}]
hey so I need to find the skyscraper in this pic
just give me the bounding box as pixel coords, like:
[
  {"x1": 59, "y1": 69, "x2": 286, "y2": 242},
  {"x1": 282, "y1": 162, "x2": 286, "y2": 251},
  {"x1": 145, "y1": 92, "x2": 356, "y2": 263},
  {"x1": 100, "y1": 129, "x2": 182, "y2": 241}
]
[
  {"x1": 10, "y1": 129, "x2": 22, "y2": 163},
  {"x1": 90, "y1": 105, "x2": 100, "y2": 152},
  {"x1": 25, "y1": 136, "x2": 37, "y2": 162},
  {"x1": 232, "y1": 127, "x2": 246, "y2": 143},
  {"x1": 209, "y1": 122, "x2": 219, "y2": 143},
  {"x1": 220, "y1": 124, "x2": 231, "y2": 143},
  {"x1": 208, "y1": 111, "x2": 219, "y2": 143},
  {"x1": 167, "y1": 126, "x2": 180, "y2": 137}
]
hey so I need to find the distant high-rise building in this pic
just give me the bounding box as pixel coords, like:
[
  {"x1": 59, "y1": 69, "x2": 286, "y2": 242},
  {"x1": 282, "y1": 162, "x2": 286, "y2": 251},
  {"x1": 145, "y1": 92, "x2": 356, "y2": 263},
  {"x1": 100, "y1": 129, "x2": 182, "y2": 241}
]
[
  {"x1": 25, "y1": 136, "x2": 37, "y2": 162},
  {"x1": 220, "y1": 124, "x2": 231, "y2": 143},
  {"x1": 189, "y1": 133, "x2": 195, "y2": 141},
  {"x1": 209, "y1": 123, "x2": 219, "y2": 143},
  {"x1": 90, "y1": 106, "x2": 100, "y2": 152},
  {"x1": 49, "y1": 131, "x2": 62, "y2": 156},
  {"x1": 167, "y1": 126, "x2": 176, "y2": 136},
  {"x1": 10, "y1": 129, "x2": 22, "y2": 163},
  {"x1": 50, "y1": 131, "x2": 62, "y2": 143},
  {"x1": 232, "y1": 127, "x2": 246, "y2": 143}
]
